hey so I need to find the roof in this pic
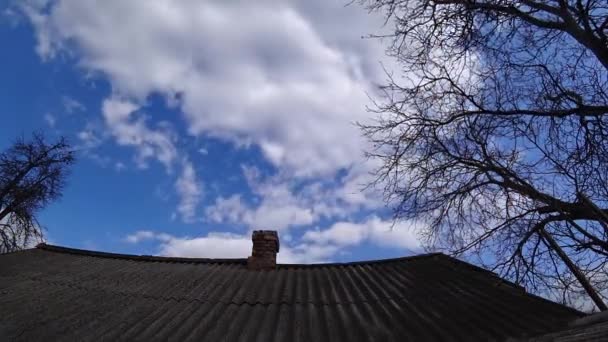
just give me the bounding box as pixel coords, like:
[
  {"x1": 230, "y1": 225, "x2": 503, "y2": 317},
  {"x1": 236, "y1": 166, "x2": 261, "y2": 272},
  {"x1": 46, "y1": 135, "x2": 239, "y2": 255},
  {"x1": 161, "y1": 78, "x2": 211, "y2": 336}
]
[
  {"x1": 0, "y1": 244, "x2": 584, "y2": 341},
  {"x1": 517, "y1": 311, "x2": 608, "y2": 341}
]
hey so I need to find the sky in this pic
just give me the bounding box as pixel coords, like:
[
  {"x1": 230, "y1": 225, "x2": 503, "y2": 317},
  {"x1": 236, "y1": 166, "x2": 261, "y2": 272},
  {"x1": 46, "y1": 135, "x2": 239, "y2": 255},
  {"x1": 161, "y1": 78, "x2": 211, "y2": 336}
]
[{"x1": 0, "y1": 0, "x2": 424, "y2": 263}]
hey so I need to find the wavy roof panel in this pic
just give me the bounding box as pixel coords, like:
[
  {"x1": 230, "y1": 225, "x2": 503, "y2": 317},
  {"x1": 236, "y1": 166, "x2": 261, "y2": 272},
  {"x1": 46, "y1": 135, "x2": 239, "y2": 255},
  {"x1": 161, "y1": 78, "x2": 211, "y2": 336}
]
[{"x1": 0, "y1": 244, "x2": 583, "y2": 341}]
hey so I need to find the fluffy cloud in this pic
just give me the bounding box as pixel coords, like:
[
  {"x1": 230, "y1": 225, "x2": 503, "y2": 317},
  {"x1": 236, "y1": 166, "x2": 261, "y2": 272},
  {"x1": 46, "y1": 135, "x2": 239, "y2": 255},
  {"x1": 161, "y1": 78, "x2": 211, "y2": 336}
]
[
  {"x1": 278, "y1": 243, "x2": 340, "y2": 264},
  {"x1": 124, "y1": 230, "x2": 159, "y2": 244},
  {"x1": 125, "y1": 216, "x2": 420, "y2": 263},
  {"x1": 22, "y1": 0, "x2": 389, "y2": 177},
  {"x1": 205, "y1": 194, "x2": 315, "y2": 230},
  {"x1": 303, "y1": 216, "x2": 423, "y2": 251},
  {"x1": 21, "y1": 0, "x2": 423, "y2": 259},
  {"x1": 205, "y1": 177, "x2": 317, "y2": 230},
  {"x1": 174, "y1": 159, "x2": 202, "y2": 223},
  {"x1": 133, "y1": 231, "x2": 332, "y2": 263},
  {"x1": 101, "y1": 98, "x2": 206, "y2": 220},
  {"x1": 102, "y1": 98, "x2": 178, "y2": 171},
  {"x1": 123, "y1": 230, "x2": 325, "y2": 263},
  {"x1": 205, "y1": 165, "x2": 383, "y2": 230},
  {"x1": 158, "y1": 232, "x2": 252, "y2": 259}
]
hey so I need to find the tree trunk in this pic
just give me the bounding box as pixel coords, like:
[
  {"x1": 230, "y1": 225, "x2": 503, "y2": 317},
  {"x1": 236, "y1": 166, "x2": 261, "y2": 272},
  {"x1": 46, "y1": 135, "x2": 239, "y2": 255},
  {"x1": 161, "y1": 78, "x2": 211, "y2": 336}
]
[{"x1": 539, "y1": 228, "x2": 607, "y2": 311}]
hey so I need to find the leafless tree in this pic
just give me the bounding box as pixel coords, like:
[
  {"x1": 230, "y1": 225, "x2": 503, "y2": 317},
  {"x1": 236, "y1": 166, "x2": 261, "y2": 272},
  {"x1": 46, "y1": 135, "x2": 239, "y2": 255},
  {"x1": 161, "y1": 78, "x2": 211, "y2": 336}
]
[
  {"x1": 360, "y1": 0, "x2": 608, "y2": 311},
  {"x1": 0, "y1": 133, "x2": 74, "y2": 253}
]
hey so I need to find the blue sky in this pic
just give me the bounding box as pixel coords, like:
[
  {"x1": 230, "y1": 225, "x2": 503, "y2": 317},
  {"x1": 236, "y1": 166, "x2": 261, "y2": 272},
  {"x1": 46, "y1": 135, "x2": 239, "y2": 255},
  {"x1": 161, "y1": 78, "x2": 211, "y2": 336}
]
[{"x1": 1, "y1": 0, "x2": 423, "y2": 263}]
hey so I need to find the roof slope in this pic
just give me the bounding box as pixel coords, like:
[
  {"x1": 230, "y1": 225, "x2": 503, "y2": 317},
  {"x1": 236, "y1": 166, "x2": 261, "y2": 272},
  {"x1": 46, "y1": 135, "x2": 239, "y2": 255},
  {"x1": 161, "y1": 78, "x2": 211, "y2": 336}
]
[
  {"x1": 518, "y1": 311, "x2": 608, "y2": 341},
  {"x1": 0, "y1": 244, "x2": 583, "y2": 341}
]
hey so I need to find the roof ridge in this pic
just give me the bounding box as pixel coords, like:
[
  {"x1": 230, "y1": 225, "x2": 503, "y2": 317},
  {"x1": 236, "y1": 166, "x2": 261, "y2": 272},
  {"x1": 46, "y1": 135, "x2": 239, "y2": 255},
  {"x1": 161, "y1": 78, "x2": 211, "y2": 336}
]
[
  {"x1": 277, "y1": 252, "x2": 443, "y2": 268},
  {"x1": 35, "y1": 243, "x2": 247, "y2": 264},
  {"x1": 35, "y1": 243, "x2": 442, "y2": 266}
]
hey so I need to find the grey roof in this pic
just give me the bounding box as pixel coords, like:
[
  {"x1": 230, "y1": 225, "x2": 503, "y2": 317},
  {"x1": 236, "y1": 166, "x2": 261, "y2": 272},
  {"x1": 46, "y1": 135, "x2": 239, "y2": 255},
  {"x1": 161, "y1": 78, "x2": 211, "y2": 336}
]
[{"x1": 0, "y1": 244, "x2": 584, "y2": 341}]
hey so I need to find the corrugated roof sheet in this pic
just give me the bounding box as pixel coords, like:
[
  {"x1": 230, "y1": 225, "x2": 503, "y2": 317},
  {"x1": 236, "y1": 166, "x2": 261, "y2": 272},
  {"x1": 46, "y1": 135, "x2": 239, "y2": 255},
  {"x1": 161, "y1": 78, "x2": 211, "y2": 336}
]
[
  {"x1": 0, "y1": 244, "x2": 584, "y2": 341},
  {"x1": 516, "y1": 311, "x2": 608, "y2": 341}
]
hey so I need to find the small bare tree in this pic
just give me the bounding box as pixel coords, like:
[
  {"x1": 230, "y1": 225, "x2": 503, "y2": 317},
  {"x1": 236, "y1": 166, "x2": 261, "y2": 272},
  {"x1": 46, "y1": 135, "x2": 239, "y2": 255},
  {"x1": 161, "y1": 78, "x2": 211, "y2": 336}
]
[
  {"x1": 0, "y1": 133, "x2": 74, "y2": 253},
  {"x1": 360, "y1": 0, "x2": 608, "y2": 311}
]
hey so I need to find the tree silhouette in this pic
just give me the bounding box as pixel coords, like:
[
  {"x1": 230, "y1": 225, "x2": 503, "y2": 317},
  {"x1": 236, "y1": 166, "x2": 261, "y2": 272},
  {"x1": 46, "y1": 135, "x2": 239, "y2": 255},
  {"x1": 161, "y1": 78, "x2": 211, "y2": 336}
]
[
  {"x1": 0, "y1": 133, "x2": 74, "y2": 253},
  {"x1": 361, "y1": 0, "x2": 608, "y2": 310}
]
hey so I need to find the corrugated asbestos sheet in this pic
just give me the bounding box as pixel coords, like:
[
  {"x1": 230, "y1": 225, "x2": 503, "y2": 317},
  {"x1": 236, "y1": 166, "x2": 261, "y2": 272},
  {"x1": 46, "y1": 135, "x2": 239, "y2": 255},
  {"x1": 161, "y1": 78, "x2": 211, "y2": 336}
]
[
  {"x1": 517, "y1": 312, "x2": 608, "y2": 341},
  {"x1": 0, "y1": 244, "x2": 583, "y2": 341}
]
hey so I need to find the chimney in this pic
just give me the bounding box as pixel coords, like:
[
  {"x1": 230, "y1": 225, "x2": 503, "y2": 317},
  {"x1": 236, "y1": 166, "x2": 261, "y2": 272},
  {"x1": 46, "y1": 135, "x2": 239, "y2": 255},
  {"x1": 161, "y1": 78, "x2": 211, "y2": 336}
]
[{"x1": 247, "y1": 230, "x2": 280, "y2": 270}]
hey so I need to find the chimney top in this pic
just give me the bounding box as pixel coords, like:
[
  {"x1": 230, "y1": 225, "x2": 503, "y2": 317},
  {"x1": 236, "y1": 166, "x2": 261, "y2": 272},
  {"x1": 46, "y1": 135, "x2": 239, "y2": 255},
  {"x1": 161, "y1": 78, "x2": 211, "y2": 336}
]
[{"x1": 247, "y1": 230, "x2": 279, "y2": 270}]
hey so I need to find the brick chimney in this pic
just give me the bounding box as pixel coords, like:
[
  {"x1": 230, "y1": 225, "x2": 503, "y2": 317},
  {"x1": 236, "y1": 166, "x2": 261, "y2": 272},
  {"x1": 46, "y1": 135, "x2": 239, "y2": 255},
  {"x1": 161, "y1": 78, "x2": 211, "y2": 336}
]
[{"x1": 247, "y1": 230, "x2": 280, "y2": 270}]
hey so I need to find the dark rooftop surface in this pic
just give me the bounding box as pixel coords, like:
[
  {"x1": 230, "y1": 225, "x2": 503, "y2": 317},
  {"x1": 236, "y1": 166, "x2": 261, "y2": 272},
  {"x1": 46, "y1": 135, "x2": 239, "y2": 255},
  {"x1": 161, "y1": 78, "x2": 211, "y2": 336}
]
[
  {"x1": 0, "y1": 244, "x2": 584, "y2": 341},
  {"x1": 518, "y1": 311, "x2": 608, "y2": 341}
]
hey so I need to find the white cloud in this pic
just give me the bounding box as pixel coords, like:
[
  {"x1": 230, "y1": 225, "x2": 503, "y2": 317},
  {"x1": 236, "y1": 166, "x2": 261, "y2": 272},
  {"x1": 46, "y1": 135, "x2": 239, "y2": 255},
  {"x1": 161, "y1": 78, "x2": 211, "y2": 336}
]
[
  {"x1": 76, "y1": 124, "x2": 103, "y2": 149},
  {"x1": 22, "y1": 0, "x2": 390, "y2": 177},
  {"x1": 43, "y1": 113, "x2": 56, "y2": 127},
  {"x1": 22, "y1": 0, "x2": 391, "y2": 216},
  {"x1": 19, "y1": 2, "x2": 54, "y2": 59},
  {"x1": 303, "y1": 222, "x2": 368, "y2": 246},
  {"x1": 278, "y1": 243, "x2": 340, "y2": 264},
  {"x1": 101, "y1": 97, "x2": 202, "y2": 223},
  {"x1": 21, "y1": 0, "x2": 419, "y2": 256},
  {"x1": 62, "y1": 95, "x2": 85, "y2": 114},
  {"x1": 124, "y1": 230, "x2": 156, "y2": 243},
  {"x1": 101, "y1": 97, "x2": 178, "y2": 171},
  {"x1": 159, "y1": 232, "x2": 252, "y2": 259},
  {"x1": 174, "y1": 159, "x2": 202, "y2": 223},
  {"x1": 205, "y1": 193, "x2": 314, "y2": 230},
  {"x1": 123, "y1": 215, "x2": 423, "y2": 263},
  {"x1": 205, "y1": 167, "x2": 318, "y2": 229},
  {"x1": 205, "y1": 165, "x2": 383, "y2": 230},
  {"x1": 303, "y1": 216, "x2": 422, "y2": 251},
  {"x1": 124, "y1": 230, "x2": 172, "y2": 244},
  {"x1": 124, "y1": 230, "x2": 340, "y2": 263},
  {"x1": 204, "y1": 195, "x2": 245, "y2": 224}
]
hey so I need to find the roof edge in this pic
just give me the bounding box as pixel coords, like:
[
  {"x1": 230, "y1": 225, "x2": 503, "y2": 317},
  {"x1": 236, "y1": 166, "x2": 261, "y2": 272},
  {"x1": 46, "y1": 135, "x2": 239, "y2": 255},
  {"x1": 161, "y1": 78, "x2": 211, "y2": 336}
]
[
  {"x1": 278, "y1": 252, "x2": 443, "y2": 268},
  {"x1": 36, "y1": 243, "x2": 247, "y2": 264},
  {"x1": 35, "y1": 243, "x2": 442, "y2": 267},
  {"x1": 436, "y1": 254, "x2": 587, "y2": 318},
  {"x1": 569, "y1": 310, "x2": 608, "y2": 327}
]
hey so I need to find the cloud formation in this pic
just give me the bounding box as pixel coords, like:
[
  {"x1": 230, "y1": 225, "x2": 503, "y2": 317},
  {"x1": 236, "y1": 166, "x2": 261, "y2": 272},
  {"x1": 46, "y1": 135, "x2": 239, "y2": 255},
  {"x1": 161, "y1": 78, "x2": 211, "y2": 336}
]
[
  {"x1": 21, "y1": 0, "x2": 423, "y2": 260},
  {"x1": 303, "y1": 216, "x2": 422, "y2": 251},
  {"x1": 125, "y1": 215, "x2": 421, "y2": 263},
  {"x1": 205, "y1": 165, "x2": 384, "y2": 230},
  {"x1": 23, "y1": 0, "x2": 390, "y2": 176},
  {"x1": 174, "y1": 159, "x2": 202, "y2": 223},
  {"x1": 101, "y1": 98, "x2": 178, "y2": 171}
]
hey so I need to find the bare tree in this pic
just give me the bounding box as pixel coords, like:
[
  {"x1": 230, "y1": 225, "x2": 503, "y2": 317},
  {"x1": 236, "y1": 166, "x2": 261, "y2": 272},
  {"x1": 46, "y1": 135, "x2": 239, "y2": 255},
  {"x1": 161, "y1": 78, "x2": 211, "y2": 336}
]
[
  {"x1": 360, "y1": 0, "x2": 608, "y2": 311},
  {"x1": 0, "y1": 133, "x2": 74, "y2": 253}
]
